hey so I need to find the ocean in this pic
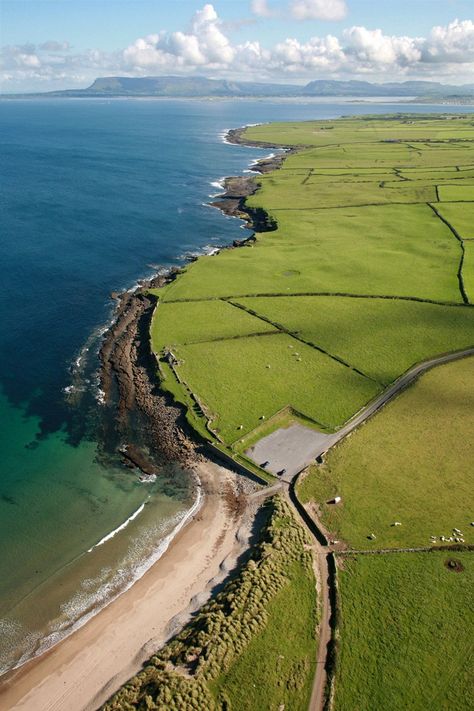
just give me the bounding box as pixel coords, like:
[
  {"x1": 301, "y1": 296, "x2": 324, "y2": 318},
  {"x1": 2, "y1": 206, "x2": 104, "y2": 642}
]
[{"x1": 1, "y1": 96, "x2": 473, "y2": 675}]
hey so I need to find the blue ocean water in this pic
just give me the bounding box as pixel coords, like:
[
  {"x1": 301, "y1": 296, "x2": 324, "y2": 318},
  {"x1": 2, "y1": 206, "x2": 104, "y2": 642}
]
[{"x1": 1, "y1": 97, "x2": 473, "y2": 674}]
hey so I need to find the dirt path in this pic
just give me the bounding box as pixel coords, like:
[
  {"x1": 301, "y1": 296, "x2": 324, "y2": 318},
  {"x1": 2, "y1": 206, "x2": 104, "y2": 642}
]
[{"x1": 285, "y1": 489, "x2": 331, "y2": 711}]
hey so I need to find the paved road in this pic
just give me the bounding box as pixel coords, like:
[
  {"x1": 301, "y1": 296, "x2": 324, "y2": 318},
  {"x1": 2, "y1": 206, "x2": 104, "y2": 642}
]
[
  {"x1": 332, "y1": 347, "x2": 474, "y2": 449},
  {"x1": 285, "y1": 346, "x2": 474, "y2": 711},
  {"x1": 248, "y1": 346, "x2": 474, "y2": 484}
]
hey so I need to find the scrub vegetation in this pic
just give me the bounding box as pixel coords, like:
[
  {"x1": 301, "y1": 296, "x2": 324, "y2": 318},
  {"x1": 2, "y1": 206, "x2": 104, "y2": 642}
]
[{"x1": 102, "y1": 497, "x2": 317, "y2": 711}]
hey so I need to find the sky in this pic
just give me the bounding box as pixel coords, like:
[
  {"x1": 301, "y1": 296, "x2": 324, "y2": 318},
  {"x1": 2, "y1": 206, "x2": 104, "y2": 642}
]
[{"x1": 1, "y1": 0, "x2": 474, "y2": 92}]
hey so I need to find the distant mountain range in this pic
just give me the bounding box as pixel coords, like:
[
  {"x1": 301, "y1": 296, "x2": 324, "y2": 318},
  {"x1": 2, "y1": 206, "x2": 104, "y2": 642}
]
[{"x1": 6, "y1": 76, "x2": 474, "y2": 99}]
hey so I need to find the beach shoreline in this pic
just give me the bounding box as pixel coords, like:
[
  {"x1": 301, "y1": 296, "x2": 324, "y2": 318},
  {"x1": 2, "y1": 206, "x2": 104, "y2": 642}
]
[
  {"x1": 0, "y1": 458, "x2": 262, "y2": 711},
  {"x1": 0, "y1": 123, "x2": 282, "y2": 708}
]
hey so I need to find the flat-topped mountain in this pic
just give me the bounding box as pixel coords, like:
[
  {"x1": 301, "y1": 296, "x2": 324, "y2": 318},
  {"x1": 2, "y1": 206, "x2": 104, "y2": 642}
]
[{"x1": 9, "y1": 75, "x2": 474, "y2": 99}]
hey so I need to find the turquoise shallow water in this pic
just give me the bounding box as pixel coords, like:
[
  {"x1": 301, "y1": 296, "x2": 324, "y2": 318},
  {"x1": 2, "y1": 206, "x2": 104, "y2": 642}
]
[{"x1": 1, "y1": 98, "x2": 473, "y2": 674}]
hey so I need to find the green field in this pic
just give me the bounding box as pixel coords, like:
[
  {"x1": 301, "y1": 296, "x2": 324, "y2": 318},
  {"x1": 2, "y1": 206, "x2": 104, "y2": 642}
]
[
  {"x1": 173, "y1": 333, "x2": 380, "y2": 441},
  {"x1": 102, "y1": 497, "x2": 317, "y2": 711},
  {"x1": 244, "y1": 116, "x2": 474, "y2": 148},
  {"x1": 235, "y1": 296, "x2": 474, "y2": 384},
  {"x1": 438, "y1": 184, "x2": 474, "y2": 201},
  {"x1": 152, "y1": 114, "x2": 474, "y2": 448},
  {"x1": 335, "y1": 552, "x2": 474, "y2": 711},
  {"x1": 159, "y1": 202, "x2": 462, "y2": 302},
  {"x1": 297, "y1": 357, "x2": 474, "y2": 549},
  {"x1": 434, "y1": 201, "x2": 474, "y2": 238},
  {"x1": 150, "y1": 299, "x2": 277, "y2": 351}
]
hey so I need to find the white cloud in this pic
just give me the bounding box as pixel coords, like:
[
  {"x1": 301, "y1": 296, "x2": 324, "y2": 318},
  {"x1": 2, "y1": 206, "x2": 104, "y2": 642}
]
[
  {"x1": 2, "y1": 5, "x2": 474, "y2": 91},
  {"x1": 344, "y1": 26, "x2": 422, "y2": 68},
  {"x1": 251, "y1": 0, "x2": 278, "y2": 18},
  {"x1": 123, "y1": 3, "x2": 234, "y2": 71},
  {"x1": 290, "y1": 0, "x2": 348, "y2": 21},
  {"x1": 423, "y1": 19, "x2": 474, "y2": 64},
  {"x1": 272, "y1": 34, "x2": 344, "y2": 72},
  {"x1": 39, "y1": 41, "x2": 71, "y2": 52}
]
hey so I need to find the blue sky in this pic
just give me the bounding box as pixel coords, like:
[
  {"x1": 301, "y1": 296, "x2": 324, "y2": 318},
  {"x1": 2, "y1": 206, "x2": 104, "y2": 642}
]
[{"x1": 1, "y1": 1, "x2": 474, "y2": 91}]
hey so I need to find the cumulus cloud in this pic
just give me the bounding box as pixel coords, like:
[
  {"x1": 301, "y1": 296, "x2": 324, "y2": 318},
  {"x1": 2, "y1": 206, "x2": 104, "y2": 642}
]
[
  {"x1": 2, "y1": 5, "x2": 474, "y2": 91},
  {"x1": 123, "y1": 3, "x2": 235, "y2": 70},
  {"x1": 120, "y1": 9, "x2": 474, "y2": 79},
  {"x1": 290, "y1": 0, "x2": 348, "y2": 21},
  {"x1": 423, "y1": 19, "x2": 474, "y2": 64},
  {"x1": 39, "y1": 40, "x2": 71, "y2": 52},
  {"x1": 344, "y1": 26, "x2": 422, "y2": 69},
  {"x1": 251, "y1": 0, "x2": 278, "y2": 18}
]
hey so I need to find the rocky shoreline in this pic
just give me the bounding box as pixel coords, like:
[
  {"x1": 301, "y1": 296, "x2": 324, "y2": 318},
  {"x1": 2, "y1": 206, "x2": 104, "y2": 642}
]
[
  {"x1": 210, "y1": 125, "x2": 300, "y2": 231},
  {"x1": 99, "y1": 270, "x2": 196, "y2": 477},
  {"x1": 97, "y1": 124, "x2": 293, "y2": 480}
]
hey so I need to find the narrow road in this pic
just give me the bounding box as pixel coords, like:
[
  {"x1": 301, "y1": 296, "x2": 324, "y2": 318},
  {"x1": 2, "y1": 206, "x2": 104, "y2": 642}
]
[
  {"x1": 334, "y1": 346, "x2": 474, "y2": 444},
  {"x1": 277, "y1": 345, "x2": 474, "y2": 483},
  {"x1": 285, "y1": 346, "x2": 474, "y2": 711},
  {"x1": 286, "y1": 489, "x2": 331, "y2": 711}
]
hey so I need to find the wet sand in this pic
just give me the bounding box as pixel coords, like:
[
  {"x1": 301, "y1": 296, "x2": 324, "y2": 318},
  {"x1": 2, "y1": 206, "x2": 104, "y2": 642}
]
[{"x1": 0, "y1": 459, "x2": 260, "y2": 711}]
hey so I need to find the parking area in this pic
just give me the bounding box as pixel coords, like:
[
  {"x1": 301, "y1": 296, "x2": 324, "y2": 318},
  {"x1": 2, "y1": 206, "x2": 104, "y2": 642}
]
[{"x1": 245, "y1": 423, "x2": 336, "y2": 482}]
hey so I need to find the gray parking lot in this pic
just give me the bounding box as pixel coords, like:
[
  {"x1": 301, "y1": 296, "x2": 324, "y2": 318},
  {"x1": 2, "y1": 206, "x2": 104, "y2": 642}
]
[{"x1": 245, "y1": 424, "x2": 336, "y2": 482}]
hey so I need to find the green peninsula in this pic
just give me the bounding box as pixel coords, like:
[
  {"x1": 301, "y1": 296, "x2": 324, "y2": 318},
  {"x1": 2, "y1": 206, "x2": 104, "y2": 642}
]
[
  {"x1": 151, "y1": 115, "x2": 474, "y2": 461},
  {"x1": 105, "y1": 115, "x2": 474, "y2": 711}
]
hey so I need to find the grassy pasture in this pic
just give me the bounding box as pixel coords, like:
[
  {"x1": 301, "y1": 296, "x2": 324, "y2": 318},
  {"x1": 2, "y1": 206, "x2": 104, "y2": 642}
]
[
  {"x1": 244, "y1": 116, "x2": 474, "y2": 149},
  {"x1": 160, "y1": 204, "x2": 462, "y2": 303},
  {"x1": 150, "y1": 299, "x2": 277, "y2": 351},
  {"x1": 463, "y1": 242, "x2": 474, "y2": 303},
  {"x1": 246, "y1": 175, "x2": 437, "y2": 209},
  {"x1": 173, "y1": 333, "x2": 380, "y2": 442},
  {"x1": 297, "y1": 357, "x2": 474, "y2": 549},
  {"x1": 334, "y1": 552, "x2": 474, "y2": 711},
  {"x1": 306, "y1": 171, "x2": 401, "y2": 184},
  {"x1": 434, "y1": 202, "x2": 474, "y2": 238},
  {"x1": 235, "y1": 296, "x2": 474, "y2": 384},
  {"x1": 438, "y1": 184, "x2": 474, "y2": 201}
]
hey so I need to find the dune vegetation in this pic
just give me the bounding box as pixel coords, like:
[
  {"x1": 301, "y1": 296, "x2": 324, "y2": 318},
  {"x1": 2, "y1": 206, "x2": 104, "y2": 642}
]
[{"x1": 102, "y1": 497, "x2": 317, "y2": 711}]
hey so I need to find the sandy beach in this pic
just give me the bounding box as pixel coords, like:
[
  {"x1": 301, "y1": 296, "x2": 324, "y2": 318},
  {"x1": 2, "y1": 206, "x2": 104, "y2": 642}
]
[{"x1": 0, "y1": 459, "x2": 261, "y2": 711}]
